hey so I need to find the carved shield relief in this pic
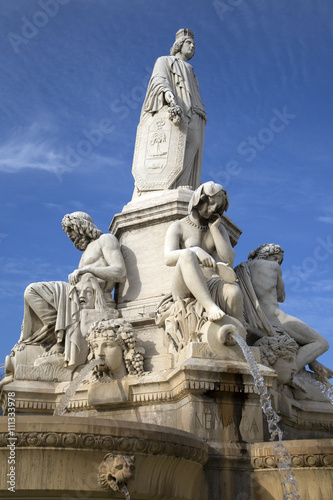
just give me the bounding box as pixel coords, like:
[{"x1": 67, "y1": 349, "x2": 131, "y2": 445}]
[{"x1": 132, "y1": 106, "x2": 187, "y2": 191}]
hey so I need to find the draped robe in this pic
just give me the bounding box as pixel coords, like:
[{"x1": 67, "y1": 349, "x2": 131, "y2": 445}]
[{"x1": 141, "y1": 56, "x2": 206, "y2": 189}]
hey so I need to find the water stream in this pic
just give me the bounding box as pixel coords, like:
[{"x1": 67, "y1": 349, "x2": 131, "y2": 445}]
[
  {"x1": 298, "y1": 376, "x2": 333, "y2": 405},
  {"x1": 122, "y1": 485, "x2": 131, "y2": 499},
  {"x1": 53, "y1": 358, "x2": 101, "y2": 416},
  {"x1": 230, "y1": 332, "x2": 300, "y2": 500}
]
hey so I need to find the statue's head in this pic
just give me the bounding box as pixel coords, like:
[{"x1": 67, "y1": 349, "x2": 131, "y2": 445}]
[
  {"x1": 248, "y1": 243, "x2": 284, "y2": 265},
  {"x1": 188, "y1": 181, "x2": 229, "y2": 220},
  {"x1": 62, "y1": 211, "x2": 102, "y2": 251},
  {"x1": 170, "y1": 28, "x2": 195, "y2": 60},
  {"x1": 86, "y1": 320, "x2": 125, "y2": 376},
  {"x1": 86, "y1": 319, "x2": 145, "y2": 377},
  {"x1": 98, "y1": 453, "x2": 135, "y2": 492},
  {"x1": 255, "y1": 334, "x2": 298, "y2": 385}
]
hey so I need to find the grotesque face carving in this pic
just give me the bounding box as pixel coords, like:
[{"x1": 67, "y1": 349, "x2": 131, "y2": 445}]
[
  {"x1": 98, "y1": 454, "x2": 135, "y2": 492},
  {"x1": 77, "y1": 282, "x2": 96, "y2": 309}
]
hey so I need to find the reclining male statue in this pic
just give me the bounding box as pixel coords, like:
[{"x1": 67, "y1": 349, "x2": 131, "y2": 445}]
[
  {"x1": 235, "y1": 243, "x2": 332, "y2": 386},
  {"x1": 0, "y1": 212, "x2": 126, "y2": 388}
]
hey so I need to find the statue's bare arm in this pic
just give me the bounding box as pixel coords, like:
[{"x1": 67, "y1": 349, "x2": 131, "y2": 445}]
[
  {"x1": 69, "y1": 234, "x2": 126, "y2": 286},
  {"x1": 208, "y1": 216, "x2": 235, "y2": 266},
  {"x1": 164, "y1": 222, "x2": 184, "y2": 266},
  {"x1": 165, "y1": 221, "x2": 216, "y2": 269}
]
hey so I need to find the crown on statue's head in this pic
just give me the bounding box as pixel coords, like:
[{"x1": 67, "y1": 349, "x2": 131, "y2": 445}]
[{"x1": 175, "y1": 29, "x2": 194, "y2": 41}]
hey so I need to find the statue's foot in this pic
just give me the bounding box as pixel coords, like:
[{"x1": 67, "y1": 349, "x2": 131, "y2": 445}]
[
  {"x1": 207, "y1": 305, "x2": 225, "y2": 322},
  {"x1": 309, "y1": 361, "x2": 333, "y2": 387},
  {"x1": 49, "y1": 343, "x2": 64, "y2": 355},
  {"x1": 0, "y1": 374, "x2": 14, "y2": 390}
]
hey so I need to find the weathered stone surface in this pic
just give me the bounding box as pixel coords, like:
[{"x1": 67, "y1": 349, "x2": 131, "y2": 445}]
[{"x1": 0, "y1": 416, "x2": 208, "y2": 500}]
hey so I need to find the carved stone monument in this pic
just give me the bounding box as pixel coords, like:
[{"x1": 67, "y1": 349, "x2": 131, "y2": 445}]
[
  {"x1": 1, "y1": 29, "x2": 332, "y2": 500},
  {"x1": 132, "y1": 29, "x2": 206, "y2": 195}
]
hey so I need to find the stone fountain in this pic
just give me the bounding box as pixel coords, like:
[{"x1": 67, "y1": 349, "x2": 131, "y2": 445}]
[{"x1": 1, "y1": 29, "x2": 333, "y2": 500}]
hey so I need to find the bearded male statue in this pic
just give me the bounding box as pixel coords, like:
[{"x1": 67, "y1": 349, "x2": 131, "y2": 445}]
[{"x1": 18, "y1": 211, "x2": 126, "y2": 368}]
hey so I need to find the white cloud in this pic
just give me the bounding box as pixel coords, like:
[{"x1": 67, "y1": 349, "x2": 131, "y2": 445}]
[
  {"x1": 317, "y1": 217, "x2": 333, "y2": 224},
  {"x1": 43, "y1": 203, "x2": 64, "y2": 210},
  {"x1": 0, "y1": 124, "x2": 71, "y2": 179}
]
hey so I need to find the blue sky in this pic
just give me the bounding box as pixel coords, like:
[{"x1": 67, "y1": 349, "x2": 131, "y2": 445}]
[{"x1": 1, "y1": 0, "x2": 333, "y2": 372}]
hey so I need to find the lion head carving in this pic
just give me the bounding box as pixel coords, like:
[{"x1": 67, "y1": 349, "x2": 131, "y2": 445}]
[{"x1": 98, "y1": 453, "x2": 135, "y2": 491}]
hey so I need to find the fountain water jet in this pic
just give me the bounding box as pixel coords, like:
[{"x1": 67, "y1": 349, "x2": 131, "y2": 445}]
[
  {"x1": 229, "y1": 331, "x2": 300, "y2": 500},
  {"x1": 298, "y1": 376, "x2": 333, "y2": 405},
  {"x1": 53, "y1": 358, "x2": 101, "y2": 416},
  {"x1": 122, "y1": 484, "x2": 131, "y2": 499}
]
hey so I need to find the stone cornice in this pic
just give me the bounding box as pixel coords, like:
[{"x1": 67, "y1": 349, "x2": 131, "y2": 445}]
[{"x1": 0, "y1": 417, "x2": 209, "y2": 465}]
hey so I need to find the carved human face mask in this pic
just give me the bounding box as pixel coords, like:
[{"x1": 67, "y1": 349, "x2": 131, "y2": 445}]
[{"x1": 77, "y1": 282, "x2": 95, "y2": 309}]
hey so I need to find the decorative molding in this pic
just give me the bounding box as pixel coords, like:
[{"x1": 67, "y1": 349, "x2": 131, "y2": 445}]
[
  {"x1": 0, "y1": 431, "x2": 208, "y2": 465},
  {"x1": 131, "y1": 378, "x2": 258, "y2": 404},
  {"x1": 252, "y1": 453, "x2": 333, "y2": 469}
]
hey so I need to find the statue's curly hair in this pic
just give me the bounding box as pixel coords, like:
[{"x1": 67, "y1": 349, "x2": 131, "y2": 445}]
[
  {"x1": 62, "y1": 212, "x2": 102, "y2": 251},
  {"x1": 256, "y1": 334, "x2": 298, "y2": 367},
  {"x1": 248, "y1": 243, "x2": 284, "y2": 261},
  {"x1": 86, "y1": 319, "x2": 145, "y2": 376}
]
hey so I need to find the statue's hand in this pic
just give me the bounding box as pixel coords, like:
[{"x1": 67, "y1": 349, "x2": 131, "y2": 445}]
[
  {"x1": 193, "y1": 248, "x2": 217, "y2": 270},
  {"x1": 208, "y1": 214, "x2": 221, "y2": 230},
  {"x1": 165, "y1": 91, "x2": 176, "y2": 105},
  {"x1": 68, "y1": 269, "x2": 81, "y2": 285}
]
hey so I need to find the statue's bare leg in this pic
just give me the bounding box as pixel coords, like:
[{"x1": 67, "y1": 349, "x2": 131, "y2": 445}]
[
  {"x1": 218, "y1": 283, "x2": 244, "y2": 324},
  {"x1": 172, "y1": 249, "x2": 225, "y2": 321},
  {"x1": 274, "y1": 311, "x2": 329, "y2": 371}
]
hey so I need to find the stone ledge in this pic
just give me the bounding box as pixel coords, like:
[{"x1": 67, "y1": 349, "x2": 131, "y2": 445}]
[
  {"x1": 250, "y1": 439, "x2": 333, "y2": 469},
  {"x1": 0, "y1": 416, "x2": 209, "y2": 465}
]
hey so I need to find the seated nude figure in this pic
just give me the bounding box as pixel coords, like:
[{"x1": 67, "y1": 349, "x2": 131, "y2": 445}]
[
  {"x1": 19, "y1": 211, "x2": 126, "y2": 367},
  {"x1": 165, "y1": 181, "x2": 243, "y2": 322},
  {"x1": 247, "y1": 243, "x2": 332, "y2": 383}
]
